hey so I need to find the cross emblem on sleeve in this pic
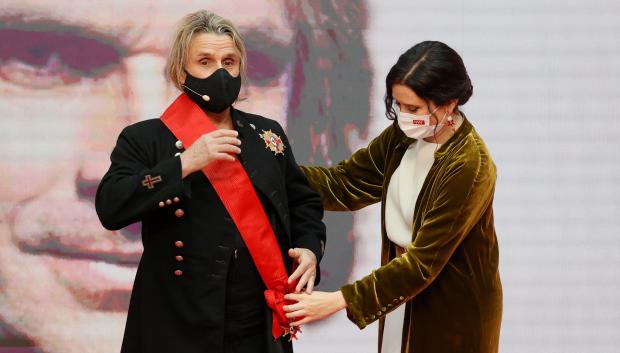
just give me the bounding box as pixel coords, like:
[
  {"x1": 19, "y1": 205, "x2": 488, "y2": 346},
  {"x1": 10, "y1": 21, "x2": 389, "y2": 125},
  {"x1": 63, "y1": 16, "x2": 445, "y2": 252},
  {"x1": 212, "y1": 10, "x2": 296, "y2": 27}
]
[{"x1": 142, "y1": 174, "x2": 163, "y2": 189}]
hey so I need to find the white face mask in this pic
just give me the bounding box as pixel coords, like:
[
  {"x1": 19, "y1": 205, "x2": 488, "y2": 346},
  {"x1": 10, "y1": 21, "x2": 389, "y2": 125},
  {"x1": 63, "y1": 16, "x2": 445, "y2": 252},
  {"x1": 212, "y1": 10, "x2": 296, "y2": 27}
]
[{"x1": 396, "y1": 107, "x2": 448, "y2": 139}]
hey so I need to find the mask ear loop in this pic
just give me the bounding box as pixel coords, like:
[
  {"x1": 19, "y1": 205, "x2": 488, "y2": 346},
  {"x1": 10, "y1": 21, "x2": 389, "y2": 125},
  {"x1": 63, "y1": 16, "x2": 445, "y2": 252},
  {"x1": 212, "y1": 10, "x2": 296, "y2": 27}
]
[{"x1": 429, "y1": 104, "x2": 445, "y2": 141}]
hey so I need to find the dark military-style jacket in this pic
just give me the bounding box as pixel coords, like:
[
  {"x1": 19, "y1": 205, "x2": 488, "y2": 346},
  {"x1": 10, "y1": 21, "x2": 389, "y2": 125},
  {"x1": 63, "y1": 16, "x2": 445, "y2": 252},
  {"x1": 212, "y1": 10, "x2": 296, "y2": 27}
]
[{"x1": 96, "y1": 108, "x2": 326, "y2": 353}]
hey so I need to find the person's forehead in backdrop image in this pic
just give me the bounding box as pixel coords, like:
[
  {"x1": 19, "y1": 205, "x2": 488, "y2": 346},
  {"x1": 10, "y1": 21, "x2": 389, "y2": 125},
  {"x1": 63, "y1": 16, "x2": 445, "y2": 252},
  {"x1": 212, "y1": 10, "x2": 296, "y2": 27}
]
[{"x1": 0, "y1": 1, "x2": 297, "y2": 352}]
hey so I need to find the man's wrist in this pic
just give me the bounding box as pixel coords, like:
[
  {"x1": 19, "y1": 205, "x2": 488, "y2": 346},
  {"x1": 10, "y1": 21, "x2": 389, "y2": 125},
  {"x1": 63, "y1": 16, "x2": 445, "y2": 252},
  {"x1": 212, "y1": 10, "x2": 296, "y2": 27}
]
[{"x1": 180, "y1": 153, "x2": 194, "y2": 179}]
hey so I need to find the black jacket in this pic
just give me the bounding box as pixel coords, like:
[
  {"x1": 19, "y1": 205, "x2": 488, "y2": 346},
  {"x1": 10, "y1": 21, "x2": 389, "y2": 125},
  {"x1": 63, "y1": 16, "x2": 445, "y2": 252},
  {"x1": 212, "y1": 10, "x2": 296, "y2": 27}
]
[{"x1": 96, "y1": 108, "x2": 326, "y2": 353}]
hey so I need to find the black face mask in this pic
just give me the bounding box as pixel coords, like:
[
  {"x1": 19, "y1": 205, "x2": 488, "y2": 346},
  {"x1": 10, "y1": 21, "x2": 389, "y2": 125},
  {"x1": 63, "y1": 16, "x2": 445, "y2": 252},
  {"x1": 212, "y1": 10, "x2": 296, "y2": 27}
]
[{"x1": 182, "y1": 68, "x2": 241, "y2": 113}]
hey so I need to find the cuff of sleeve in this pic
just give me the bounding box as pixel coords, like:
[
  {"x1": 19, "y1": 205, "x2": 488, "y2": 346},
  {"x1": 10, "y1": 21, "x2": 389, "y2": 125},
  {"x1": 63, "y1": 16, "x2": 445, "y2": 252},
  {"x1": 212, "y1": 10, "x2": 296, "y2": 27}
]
[
  {"x1": 341, "y1": 284, "x2": 368, "y2": 329},
  {"x1": 149, "y1": 156, "x2": 192, "y2": 200}
]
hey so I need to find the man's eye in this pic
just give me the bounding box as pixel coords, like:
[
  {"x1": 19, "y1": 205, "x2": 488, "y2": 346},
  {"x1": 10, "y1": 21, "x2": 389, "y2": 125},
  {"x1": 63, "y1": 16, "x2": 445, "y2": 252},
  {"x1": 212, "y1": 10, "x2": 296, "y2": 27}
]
[
  {"x1": 0, "y1": 28, "x2": 124, "y2": 89},
  {"x1": 246, "y1": 49, "x2": 290, "y2": 86}
]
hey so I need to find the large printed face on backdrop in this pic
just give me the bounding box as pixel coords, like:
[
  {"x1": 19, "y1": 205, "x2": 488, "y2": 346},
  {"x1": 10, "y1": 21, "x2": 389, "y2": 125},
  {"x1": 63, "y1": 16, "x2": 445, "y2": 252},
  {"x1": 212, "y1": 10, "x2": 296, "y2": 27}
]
[{"x1": 0, "y1": 1, "x2": 370, "y2": 352}]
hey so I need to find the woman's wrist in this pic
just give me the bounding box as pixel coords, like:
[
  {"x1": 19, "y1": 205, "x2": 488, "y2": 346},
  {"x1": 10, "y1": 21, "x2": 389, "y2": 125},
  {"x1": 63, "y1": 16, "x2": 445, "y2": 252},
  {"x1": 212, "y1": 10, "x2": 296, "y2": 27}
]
[{"x1": 334, "y1": 290, "x2": 347, "y2": 310}]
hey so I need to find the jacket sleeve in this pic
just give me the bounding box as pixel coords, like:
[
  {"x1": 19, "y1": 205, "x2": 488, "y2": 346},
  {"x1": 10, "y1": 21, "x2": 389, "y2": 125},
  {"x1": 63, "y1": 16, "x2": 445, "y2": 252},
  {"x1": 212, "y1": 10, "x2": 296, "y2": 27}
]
[
  {"x1": 340, "y1": 141, "x2": 497, "y2": 329},
  {"x1": 299, "y1": 125, "x2": 396, "y2": 212},
  {"x1": 275, "y1": 123, "x2": 327, "y2": 284},
  {"x1": 95, "y1": 126, "x2": 191, "y2": 230}
]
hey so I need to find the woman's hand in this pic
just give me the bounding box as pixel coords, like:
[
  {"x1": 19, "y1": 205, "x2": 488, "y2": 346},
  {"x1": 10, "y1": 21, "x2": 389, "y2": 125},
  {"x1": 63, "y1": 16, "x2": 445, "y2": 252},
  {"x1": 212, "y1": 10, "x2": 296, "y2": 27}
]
[
  {"x1": 287, "y1": 248, "x2": 317, "y2": 293},
  {"x1": 180, "y1": 129, "x2": 241, "y2": 178},
  {"x1": 283, "y1": 290, "x2": 347, "y2": 326}
]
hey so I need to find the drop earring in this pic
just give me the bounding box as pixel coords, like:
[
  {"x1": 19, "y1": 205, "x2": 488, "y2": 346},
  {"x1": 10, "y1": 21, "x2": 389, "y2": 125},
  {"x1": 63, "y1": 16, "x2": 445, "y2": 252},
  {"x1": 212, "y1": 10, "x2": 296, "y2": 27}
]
[{"x1": 446, "y1": 115, "x2": 456, "y2": 131}]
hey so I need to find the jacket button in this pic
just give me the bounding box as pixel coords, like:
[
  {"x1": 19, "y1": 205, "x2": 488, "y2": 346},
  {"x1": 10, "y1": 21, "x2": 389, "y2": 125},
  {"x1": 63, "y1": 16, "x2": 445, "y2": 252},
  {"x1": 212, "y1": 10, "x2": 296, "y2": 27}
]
[
  {"x1": 399, "y1": 296, "x2": 404, "y2": 300},
  {"x1": 174, "y1": 152, "x2": 182, "y2": 157},
  {"x1": 173, "y1": 197, "x2": 180, "y2": 203},
  {"x1": 370, "y1": 314, "x2": 375, "y2": 319},
  {"x1": 175, "y1": 140, "x2": 183, "y2": 149},
  {"x1": 382, "y1": 307, "x2": 387, "y2": 312},
  {"x1": 377, "y1": 311, "x2": 382, "y2": 315},
  {"x1": 166, "y1": 199, "x2": 172, "y2": 205},
  {"x1": 175, "y1": 209, "x2": 185, "y2": 217},
  {"x1": 174, "y1": 269, "x2": 183, "y2": 276},
  {"x1": 175, "y1": 241, "x2": 184, "y2": 248},
  {"x1": 158, "y1": 201, "x2": 165, "y2": 208},
  {"x1": 175, "y1": 255, "x2": 184, "y2": 262}
]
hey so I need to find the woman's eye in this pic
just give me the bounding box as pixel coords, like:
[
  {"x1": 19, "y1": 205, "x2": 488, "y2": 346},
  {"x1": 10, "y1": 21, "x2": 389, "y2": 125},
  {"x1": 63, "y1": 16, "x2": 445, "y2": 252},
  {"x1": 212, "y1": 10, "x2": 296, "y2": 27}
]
[
  {"x1": 404, "y1": 106, "x2": 418, "y2": 114},
  {"x1": 0, "y1": 28, "x2": 124, "y2": 89}
]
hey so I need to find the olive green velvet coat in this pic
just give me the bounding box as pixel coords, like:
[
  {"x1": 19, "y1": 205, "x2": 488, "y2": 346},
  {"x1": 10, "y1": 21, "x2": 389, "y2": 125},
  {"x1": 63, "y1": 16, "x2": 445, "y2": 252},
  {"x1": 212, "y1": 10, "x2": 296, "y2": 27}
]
[{"x1": 300, "y1": 118, "x2": 502, "y2": 353}]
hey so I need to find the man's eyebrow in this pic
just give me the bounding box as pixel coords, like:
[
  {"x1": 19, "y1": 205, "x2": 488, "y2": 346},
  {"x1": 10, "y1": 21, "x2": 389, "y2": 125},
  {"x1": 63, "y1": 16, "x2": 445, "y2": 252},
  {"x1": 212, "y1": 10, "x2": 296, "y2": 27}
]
[
  {"x1": 241, "y1": 29, "x2": 294, "y2": 60},
  {"x1": 0, "y1": 14, "x2": 131, "y2": 55},
  {"x1": 239, "y1": 27, "x2": 293, "y2": 49}
]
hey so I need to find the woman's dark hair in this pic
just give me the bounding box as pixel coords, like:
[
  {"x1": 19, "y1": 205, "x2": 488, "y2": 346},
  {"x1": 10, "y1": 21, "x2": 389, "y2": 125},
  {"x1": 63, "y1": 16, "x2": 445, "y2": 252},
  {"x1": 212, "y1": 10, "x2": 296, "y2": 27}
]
[{"x1": 384, "y1": 41, "x2": 473, "y2": 120}]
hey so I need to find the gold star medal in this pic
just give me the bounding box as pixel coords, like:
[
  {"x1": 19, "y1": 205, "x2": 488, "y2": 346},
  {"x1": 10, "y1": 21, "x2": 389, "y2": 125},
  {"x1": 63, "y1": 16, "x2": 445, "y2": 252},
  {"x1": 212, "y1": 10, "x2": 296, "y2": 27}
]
[{"x1": 259, "y1": 129, "x2": 286, "y2": 155}]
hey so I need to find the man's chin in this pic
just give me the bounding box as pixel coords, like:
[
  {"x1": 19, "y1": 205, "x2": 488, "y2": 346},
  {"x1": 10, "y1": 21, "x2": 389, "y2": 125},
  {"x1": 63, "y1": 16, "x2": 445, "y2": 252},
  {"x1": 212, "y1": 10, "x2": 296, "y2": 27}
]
[
  {"x1": 35, "y1": 316, "x2": 125, "y2": 353},
  {"x1": 43, "y1": 254, "x2": 136, "y2": 312},
  {"x1": 0, "y1": 278, "x2": 126, "y2": 353}
]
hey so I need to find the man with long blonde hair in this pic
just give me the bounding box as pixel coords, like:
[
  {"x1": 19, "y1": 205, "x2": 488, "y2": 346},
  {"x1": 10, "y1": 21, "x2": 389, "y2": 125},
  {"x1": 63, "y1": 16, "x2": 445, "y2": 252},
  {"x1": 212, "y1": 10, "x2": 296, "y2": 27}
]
[{"x1": 96, "y1": 11, "x2": 326, "y2": 353}]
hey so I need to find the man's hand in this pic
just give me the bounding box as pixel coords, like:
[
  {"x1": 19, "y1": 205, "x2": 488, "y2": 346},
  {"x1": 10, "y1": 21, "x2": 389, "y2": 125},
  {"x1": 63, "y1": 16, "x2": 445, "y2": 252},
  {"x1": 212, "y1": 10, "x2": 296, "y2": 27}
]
[
  {"x1": 287, "y1": 248, "x2": 317, "y2": 293},
  {"x1": 180, "y1": 129, "x2": 241, "y2": 178}
]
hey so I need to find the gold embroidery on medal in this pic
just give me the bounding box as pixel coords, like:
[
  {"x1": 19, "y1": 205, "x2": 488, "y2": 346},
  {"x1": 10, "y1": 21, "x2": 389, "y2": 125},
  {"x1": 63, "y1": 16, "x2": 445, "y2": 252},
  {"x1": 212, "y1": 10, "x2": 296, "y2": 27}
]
[{"x1": 259, "y1": 129, "x2": 286, "y2": 155}]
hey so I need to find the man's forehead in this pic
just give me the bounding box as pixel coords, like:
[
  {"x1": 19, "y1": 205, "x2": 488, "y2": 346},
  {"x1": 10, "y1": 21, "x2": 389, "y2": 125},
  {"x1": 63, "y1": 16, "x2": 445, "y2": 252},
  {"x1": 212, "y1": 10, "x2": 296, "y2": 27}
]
[
  {"x1": 191, "y1": 34, "x2": 238, "y2": 55},
  {"x1": 1, "y1": 0, "x2": 294, "y2": 53}
]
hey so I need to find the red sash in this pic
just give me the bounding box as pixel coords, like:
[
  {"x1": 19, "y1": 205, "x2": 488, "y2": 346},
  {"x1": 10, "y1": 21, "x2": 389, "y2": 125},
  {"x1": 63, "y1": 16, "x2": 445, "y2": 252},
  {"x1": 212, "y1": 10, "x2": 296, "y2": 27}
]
[{"x1": 161, "y1": 94, "x2": 298, "y2": 340}]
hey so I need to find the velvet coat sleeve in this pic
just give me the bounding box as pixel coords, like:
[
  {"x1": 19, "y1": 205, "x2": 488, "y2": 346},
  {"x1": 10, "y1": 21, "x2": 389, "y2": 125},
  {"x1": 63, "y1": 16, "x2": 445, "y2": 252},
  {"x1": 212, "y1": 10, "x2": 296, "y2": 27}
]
[
  {"x1": 299, "y1": 125, "x2": 398, "y2": 212},
  {"x1": 95, "y1": 124, "x2": 191, "y2": 230},
  {"x1": 340, "y1": 135, "x2": 497, "y2": 329}
]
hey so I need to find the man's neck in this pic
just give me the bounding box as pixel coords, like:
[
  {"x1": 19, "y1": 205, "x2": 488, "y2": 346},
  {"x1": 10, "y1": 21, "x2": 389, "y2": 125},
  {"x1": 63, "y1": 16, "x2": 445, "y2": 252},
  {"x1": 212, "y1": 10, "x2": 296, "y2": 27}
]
[{"x1": 205, "y1": 107, "x2": 234, "y2": 130}]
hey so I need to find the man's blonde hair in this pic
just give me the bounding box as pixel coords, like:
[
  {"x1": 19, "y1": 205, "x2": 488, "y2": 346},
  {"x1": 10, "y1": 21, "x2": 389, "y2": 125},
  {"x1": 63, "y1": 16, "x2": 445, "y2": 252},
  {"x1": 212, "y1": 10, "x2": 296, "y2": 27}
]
[{"x1": 167, "y1": 11, "x2": 247, "y2": 90}]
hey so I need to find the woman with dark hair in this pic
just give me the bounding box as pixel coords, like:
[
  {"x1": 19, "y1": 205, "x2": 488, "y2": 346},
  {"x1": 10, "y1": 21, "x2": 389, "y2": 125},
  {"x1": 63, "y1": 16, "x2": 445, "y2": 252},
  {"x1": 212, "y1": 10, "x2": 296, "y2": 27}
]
[{"x1": 284, "y1": 41, "x2": 502, "y2": 353}]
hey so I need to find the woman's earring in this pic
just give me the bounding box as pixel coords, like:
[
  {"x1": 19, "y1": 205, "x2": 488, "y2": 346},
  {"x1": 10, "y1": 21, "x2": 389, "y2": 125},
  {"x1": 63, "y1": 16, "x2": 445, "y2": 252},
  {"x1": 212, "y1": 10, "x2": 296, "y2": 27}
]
[{"x1": 447, "y1": 115, "x2": 456, "y2": 130}]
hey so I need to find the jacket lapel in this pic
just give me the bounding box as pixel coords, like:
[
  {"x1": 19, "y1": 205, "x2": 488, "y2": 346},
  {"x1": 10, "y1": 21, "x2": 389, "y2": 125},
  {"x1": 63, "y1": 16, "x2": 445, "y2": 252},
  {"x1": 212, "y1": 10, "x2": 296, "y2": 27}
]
[{"x1": 232, "y1": 110, "x2": 291, "y2": 236}]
